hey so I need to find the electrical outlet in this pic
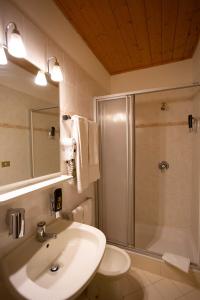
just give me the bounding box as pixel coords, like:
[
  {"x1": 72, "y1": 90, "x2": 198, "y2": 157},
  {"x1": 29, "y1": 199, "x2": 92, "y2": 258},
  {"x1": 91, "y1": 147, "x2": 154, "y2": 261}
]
[{"x1": 1, "y1": 161, "x2": 10, "y2": 168}]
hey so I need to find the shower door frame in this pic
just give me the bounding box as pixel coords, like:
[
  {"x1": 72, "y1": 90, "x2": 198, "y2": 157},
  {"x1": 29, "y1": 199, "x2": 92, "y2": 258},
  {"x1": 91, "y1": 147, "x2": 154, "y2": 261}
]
[
  {"x1": 29, "y1": 106, "x2": 59, "y2": 178},
  {"x1": 95, "y1": 95, "x2": 135, "y2": 248},
  {"x1": 94, "y1": 82, "x2": 200, "y2": 268}
]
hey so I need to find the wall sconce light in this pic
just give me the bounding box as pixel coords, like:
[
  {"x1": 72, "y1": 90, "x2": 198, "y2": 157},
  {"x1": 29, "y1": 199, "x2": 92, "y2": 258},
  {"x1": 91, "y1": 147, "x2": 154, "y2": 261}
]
[
  {"x1": 0, "y1": 45, "x2": 7, "y2": 65},
  {"x1": 5, "y1": 22, "x2": 26, "y2": 58},
  {"x1": 47, "y1": 56, "x2": 63, "y2": 82},
  {"x1": 35, "y1": 70, "x2": 47, "y2": 86}
]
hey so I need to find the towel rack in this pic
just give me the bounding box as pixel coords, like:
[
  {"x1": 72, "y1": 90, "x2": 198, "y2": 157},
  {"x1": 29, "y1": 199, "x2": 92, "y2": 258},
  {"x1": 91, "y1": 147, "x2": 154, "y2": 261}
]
[{"x1": 62, "y1": 114, "x2": 94, "y2": 122}]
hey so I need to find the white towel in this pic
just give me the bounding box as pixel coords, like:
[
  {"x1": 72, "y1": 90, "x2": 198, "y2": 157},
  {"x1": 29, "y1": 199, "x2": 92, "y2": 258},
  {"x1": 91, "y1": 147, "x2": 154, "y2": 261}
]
[
  {"x1": 72, "y1": 115, "x2": 89, "y2": 193},
  {"x1": 88, "y1": 121, "x2": 100, "y2": 183},
  {"x1": 162, "y1": 252, "x2": 190, "y2": 273}
]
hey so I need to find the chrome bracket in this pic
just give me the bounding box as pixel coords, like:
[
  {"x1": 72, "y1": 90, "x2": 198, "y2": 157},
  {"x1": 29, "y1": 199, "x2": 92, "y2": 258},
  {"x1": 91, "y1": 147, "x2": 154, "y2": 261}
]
[{"x1": 158, "y1": 161, "x2": 169, "y2": 172}]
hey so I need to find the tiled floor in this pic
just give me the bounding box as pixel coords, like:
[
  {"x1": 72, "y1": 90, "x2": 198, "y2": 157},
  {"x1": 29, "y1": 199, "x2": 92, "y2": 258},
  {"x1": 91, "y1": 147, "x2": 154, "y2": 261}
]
[{"x1": 77, "y1": 267, "x2": 200, "y2": 300}]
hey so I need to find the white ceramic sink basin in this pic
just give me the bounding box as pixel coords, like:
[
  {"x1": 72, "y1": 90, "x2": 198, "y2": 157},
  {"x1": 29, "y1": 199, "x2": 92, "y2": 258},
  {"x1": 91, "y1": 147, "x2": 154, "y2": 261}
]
[{"x1": 1, "y1": 219, "x2": 106, "y2": 300}]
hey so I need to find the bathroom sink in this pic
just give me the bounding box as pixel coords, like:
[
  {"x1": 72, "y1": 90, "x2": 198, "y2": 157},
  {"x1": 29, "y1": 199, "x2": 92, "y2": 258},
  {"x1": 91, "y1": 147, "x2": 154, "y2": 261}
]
[{"x1": 0, "y1": 219, "x2": 106, "y2": 300}]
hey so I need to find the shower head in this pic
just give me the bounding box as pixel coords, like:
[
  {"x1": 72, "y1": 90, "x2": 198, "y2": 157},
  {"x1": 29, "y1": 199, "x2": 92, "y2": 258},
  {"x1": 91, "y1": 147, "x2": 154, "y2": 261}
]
[{"x1": 161, "y1": 102, "x2": 168, "y2": 111}]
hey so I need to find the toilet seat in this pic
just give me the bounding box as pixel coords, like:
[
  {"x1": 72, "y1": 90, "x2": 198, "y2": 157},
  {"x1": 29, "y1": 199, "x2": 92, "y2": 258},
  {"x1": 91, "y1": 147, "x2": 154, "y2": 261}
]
[{"x1": 97, "y1": 244, "x2": 131, "y2": 278}]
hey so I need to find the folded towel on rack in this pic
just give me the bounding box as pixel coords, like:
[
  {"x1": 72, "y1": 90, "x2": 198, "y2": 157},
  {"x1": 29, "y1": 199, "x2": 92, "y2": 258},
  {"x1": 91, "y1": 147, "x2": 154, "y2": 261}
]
[
  {"x1": 72, "y1": 115, "x2": 89, "y2": 193},
  {"x1": 88, "y1": 121, "x2": 100, "y2": 183}
]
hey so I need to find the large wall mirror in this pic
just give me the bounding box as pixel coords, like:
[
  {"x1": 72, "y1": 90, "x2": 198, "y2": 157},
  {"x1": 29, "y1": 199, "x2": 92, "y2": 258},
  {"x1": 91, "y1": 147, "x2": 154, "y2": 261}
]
[{"x1": 0, "y1": 56, "x2": 60, "y2": 187}]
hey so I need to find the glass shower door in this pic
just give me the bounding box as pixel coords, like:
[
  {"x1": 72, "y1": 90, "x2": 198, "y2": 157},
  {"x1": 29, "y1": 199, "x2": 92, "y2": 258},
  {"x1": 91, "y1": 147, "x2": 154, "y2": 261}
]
[
  {"x1": 134, "y1": 86, "x2": 200, "y2": 265},
  {"x1": 97, "y1": 96, "x2": 134, "y2": 247}
]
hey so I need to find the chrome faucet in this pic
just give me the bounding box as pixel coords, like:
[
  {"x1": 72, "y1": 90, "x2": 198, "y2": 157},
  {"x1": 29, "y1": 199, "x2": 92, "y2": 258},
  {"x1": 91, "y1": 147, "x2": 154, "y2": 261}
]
[
  {"x1": 36, "y1": 221, "x2": 57, "y2": 242},
  {"x1": 6, "y1": 208, "x2": 25, "y2": 239}
]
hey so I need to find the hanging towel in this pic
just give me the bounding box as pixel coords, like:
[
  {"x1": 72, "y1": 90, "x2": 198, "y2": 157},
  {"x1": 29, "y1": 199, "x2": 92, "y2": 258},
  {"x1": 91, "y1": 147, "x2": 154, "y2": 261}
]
[
  {"x1": 72, "y1": 115, "x2": 89, "y2": 193},
  {"x1": 162, "y1": 252, "x2": 190, "y2": 273},
  {"x1": 88, "y1": 121, "x2": 100, "y2": 183}
]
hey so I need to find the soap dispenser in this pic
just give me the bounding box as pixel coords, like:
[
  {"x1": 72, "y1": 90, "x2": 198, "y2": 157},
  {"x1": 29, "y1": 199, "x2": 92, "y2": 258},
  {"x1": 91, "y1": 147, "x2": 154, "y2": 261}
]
[{"x1": 50, "y1": 188, "x2": 62, "y2": 218}]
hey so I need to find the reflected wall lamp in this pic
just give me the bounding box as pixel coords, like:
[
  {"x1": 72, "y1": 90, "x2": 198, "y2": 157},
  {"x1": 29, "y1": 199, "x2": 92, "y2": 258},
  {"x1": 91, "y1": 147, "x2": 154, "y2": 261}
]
[{"x1": 34, "y1": 70, "x2": 47, "y2": 86}]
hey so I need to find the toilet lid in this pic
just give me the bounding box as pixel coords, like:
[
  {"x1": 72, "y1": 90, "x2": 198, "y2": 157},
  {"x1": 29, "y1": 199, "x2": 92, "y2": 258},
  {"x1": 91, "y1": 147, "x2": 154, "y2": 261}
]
[{"x1": 98, "y1": 244, "x2": 131, "y2": 277}]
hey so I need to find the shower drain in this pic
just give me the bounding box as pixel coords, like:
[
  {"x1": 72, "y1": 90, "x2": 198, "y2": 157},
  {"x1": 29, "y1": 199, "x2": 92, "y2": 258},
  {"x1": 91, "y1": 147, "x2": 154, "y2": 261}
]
[{"x1": 50, "y1": 264, "x2": 60, "y2": 272}]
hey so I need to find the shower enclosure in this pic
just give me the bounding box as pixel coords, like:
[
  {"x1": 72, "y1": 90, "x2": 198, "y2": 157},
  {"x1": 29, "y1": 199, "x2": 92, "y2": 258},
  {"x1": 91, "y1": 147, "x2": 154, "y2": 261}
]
[{"x1": 95, "y1": 84, "x2": 200, "y2": 267}]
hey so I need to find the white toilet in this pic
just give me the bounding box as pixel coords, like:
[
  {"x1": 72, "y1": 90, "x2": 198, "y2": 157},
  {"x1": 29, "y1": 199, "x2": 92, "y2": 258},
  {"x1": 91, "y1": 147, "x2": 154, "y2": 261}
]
[
  {"x1": 97, "y1": 244, "x2": 131, "y2": 279},
  {"x1": 72, "y1": 198, "x2": 131, "y2": 279}
]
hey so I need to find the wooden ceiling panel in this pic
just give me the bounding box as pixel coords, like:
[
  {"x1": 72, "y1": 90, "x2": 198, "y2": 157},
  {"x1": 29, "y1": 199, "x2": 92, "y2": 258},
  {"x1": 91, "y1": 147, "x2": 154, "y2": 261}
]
[
  {"x1": 146, "y1": 0, "x2": 163, "y2": 65},
  {"x1": 127, "y1": 0, "x2": 151, "y2": 66},
  {"x1": 109, "y1": 0, "x2": 143, "y2": 68},
  {"x1": 173, "y1": 0, "x2": 197, "y2": 60},
  {"x1": 162, "y1": 0, "x2": 179, "y2": 62},
  {"x1": 54, "y1": 0, "x2": 200, "y2": 74}
]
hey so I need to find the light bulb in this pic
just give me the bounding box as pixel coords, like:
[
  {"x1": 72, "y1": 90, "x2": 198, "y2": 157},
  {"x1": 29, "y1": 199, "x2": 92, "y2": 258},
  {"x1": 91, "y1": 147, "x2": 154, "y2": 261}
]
[
  {"x1": 8, "y1": 30, "x2": 26, "y2": 58},
  {"x1": 35, "y1": 70, "x2": 47, "y2": 86},
  {"x1": 0, "y1": 45, "x2": 7, "y2": 65},
  {"x1": 50, "y1": 63, "x2": 63, "y2": 82}
]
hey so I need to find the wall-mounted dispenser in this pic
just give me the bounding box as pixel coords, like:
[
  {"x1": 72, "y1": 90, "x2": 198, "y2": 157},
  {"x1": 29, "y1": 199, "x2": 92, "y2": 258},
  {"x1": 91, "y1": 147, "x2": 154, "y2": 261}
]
[
  {"x1": 188, "y1": 114, "x2": 199, "y2": 132},
  {"x1": 50, "y1": 188, "x2": 62, "y2": 218},
  {"x1": 6, "y1": 208, "x2": 25, "y2": 239},
  {"x1": 48, "y1": 126, "x2": 56, "y2": 139}
]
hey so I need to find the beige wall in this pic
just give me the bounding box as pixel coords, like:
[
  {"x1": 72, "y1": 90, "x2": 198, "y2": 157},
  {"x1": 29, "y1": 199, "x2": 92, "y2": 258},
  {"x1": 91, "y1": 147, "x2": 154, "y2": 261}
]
[
  {"x1": 191, "y1": 90, "x2": 200, "y2": 254},
  {"x1": 193, "y1": 40, "x2": 200, "y2": 83},
  {"x1": 110, "y1": 59, "x2": 194, "y2": 94},
  {"x1": 191, "y1": 41, "x2": 200, "y2": 261},
  {"x1": 0, "y1": 0, "x2": 108, "y2": 259}
]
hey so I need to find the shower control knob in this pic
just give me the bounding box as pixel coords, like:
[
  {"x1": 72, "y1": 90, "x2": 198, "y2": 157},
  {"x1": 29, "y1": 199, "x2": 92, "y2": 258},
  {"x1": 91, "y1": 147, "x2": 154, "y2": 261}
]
[{"x1": 158, "y1": 161, "x2": 169, "y2": 172}]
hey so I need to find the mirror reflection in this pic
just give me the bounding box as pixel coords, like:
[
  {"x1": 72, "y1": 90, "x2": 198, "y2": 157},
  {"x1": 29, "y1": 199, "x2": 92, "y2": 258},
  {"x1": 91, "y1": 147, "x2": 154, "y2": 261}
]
[{"x1": 0, "y1": 59, "x2": 60, "y2": 186}]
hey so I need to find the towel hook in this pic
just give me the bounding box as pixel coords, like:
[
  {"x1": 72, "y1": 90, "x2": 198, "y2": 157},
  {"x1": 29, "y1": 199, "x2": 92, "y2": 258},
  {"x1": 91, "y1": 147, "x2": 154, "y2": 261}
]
[{"x1": 62, "y1": 114, "x2": 71, "y2": 121}]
